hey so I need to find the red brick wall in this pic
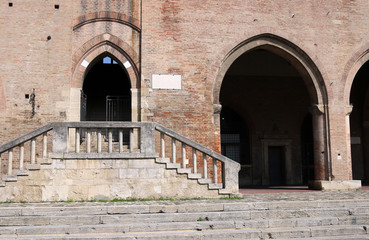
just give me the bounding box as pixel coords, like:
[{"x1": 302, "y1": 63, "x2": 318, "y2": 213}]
[{"x1": 1, "y1": 0, "x2": 369, "y2": 182}]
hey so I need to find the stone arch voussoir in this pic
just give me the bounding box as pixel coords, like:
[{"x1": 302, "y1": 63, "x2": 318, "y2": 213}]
[{"x1": 72, "y1": 36, "x2": 139, "y2": 89}]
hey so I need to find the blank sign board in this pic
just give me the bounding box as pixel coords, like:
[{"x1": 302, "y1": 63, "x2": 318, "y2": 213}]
[{"x1": 152, "y1": 74, "x2": 182, "y2": 89}]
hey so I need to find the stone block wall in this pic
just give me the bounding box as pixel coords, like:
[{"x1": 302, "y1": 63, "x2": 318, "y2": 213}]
[{"x1": 0, "y1": 158, "x2": 220, "y2": 202}]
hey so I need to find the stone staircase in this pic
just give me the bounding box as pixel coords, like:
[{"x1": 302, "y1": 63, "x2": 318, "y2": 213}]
[
  {"x1": 155, "y1": 157, "x2": 229, "y2": 195},
  {"x1": 0, "y1": 193, "x2": 368, "y2": 239},
  {"x1": 0, "y1": 122, "x2": 241, "y2": 201}
]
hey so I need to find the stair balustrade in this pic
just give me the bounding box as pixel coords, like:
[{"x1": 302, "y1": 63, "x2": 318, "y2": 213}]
[
  {"x1": 0, "y1": 122, "x2": 240, "y2": 194},
  {"x1": 154, "y1": 124, "x2": 240, "y2": 193}
]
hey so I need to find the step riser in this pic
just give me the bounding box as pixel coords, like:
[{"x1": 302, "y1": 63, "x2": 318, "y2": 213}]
[{"x1": 1, "y1": 203, "x2": 365, "y2": 217}]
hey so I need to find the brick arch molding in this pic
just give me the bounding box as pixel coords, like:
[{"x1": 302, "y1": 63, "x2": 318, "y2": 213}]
[
  {"x1": 72, "y1": 35, "x2": 139, "y2": 89},
  {"x1": 73, "y1": 11, "x2": 141, "y2": 32},
  {"x1": 213, "y1": 33, "x2": 328, "y2": 107},
  {"x1": 343, "y1": 47, "x2": 369, "y2": 105}
]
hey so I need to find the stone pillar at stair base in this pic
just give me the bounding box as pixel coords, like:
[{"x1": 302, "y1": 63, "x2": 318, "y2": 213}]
[{"x1": 310, "y1": 180, "x2": 361, "y2": 191}]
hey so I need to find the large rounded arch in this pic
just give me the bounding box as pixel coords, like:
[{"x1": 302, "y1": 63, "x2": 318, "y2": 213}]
[{"x1": 214, "y1": 34, "x2": 330, "y2": 187}]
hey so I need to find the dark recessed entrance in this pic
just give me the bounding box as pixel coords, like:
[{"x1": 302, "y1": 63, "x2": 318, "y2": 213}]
[
  {"x1": 219, "y1": 48, "x2": 313, "y2": 187},
  {"x1": 268, "y1": 146, "x2": 285, "y2": 186},
  {"x1": 350, "y1": 61, "x2": 369, "y2": 184},
  {"x1": 82, "y1": 55, "x2": 131, "y2": 122}
]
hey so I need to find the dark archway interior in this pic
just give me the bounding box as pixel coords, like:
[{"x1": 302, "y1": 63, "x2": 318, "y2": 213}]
[
  {"x1": 350, "y1": 61, "x2": 369, "y2": 183},
  {"x1": 220, "y1": 106, "x2": 250, "y2": 165},
  {"x1": 220, "y1": 49, "x2": 313, "y2": 187},
  {"x1": 82, "y1": 55, "x2": 131, "y2": 122},
  {"x1": 301, "y1": 113, "x2": 314, "y2": 185}
]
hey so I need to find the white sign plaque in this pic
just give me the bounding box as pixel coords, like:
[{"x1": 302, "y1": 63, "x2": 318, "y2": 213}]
[{"x1": 152, "y1": 74, "x2": 182, "y2": 90}]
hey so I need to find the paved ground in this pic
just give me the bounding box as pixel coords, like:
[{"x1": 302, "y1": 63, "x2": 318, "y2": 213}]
[{"x1": 238, "y1": 186, "x2": 369, "y2": 202}]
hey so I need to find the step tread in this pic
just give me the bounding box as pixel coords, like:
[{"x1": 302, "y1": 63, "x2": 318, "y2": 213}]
[
  {"x1": 165, "y1": 163, "x2": 181, "y2": 169},
  {"x1": 26, "y1": 164, "x2": 41, "y2": 170},
  {"x1": 187, "y1": 173, "x2": 202, "y2": 179},
  {"x1": 0, "y1": 225, "x2": 367, "y2": 240},
  {"x1": 14, "y1": 170, "x2": 29, "y2": 176},
  {"x1": 2, "y1": 175, "x2": 17, "y2": 182},
  {"x1": 177, "y1": 168, "x2": 191, "y2": 174}
]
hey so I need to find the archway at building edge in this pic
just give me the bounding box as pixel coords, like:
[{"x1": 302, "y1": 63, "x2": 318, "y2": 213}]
[
  {"x1": 349, "y1": 60, "x2": 369, "y2": 185},
  {"x1": 214, "y1": 34, "x2": 328, "y2": 188}
]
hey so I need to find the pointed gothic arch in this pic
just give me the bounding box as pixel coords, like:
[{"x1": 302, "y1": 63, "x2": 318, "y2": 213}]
[
  {"x1": 213, "y1": 34, "x2": 327, "y2": 106},
  {"x1": 213, "y1": 34, "x2": 330, "y2": 187},
  {"x1": 345, "y1": 47, "x2": 369, "y2": 184},
  {"x1": 71, "y1": 37, "x2": 140, "y2": 122}
]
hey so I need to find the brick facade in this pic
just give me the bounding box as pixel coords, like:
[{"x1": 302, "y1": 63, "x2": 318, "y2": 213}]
[{"x1": 1, "y1": 0, "x2": 369, "y2": 187}]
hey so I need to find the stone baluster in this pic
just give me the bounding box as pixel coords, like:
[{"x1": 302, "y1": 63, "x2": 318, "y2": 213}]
[
  {"x1": 192, "y1": 148, "x2": 197, "y2": 173},
  {"x1": 42, "y1": 133, "x2": 47, "y2": 158},
  {"x1": 213, "y1": 158, "x2": 217, "y2": 183},
  {"x1": 181, "y1": 143, "x2": 186, "y2": 168},
  {"x1": 86, "y1": 129, "x2": 91, "y2": 153},
  {"x1": 30, "y1": 138, "x2": 36, "y2": 164},
  {"x1": 171, "y1": 138, "x2": 176, "y2": 163},
  {"x1": 119, "y1": 130, "x2": 123, "y2": 153},
  {"x1": 108, "y1": 129, "x2": 113, "y2": 153},
  {"x1": 129, "y1": 128, "x2": 134, "y2": 153},
  {"x1": 75, "y1": 128, "x2": 80, "y2": 153},
  {"x1": 203, "y1": 153, "x2": 207, "y2": 179},
  {"x1": 8, "y1": 149, "x2": 13, "y2": 175},
  {"x1": 97, "y1": 130, "x2": 102, "y2": 153},
  {"x1": 160, "y1": 132, "x2": 165, "y2": 158},
  {"x1": 19, "y1": 143, "x2": 24, "y2": 170}
]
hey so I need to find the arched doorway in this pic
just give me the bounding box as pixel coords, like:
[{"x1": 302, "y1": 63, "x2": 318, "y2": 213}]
[
  {"x1": 82, "y1": 54, "x2": 132, "y2": 122},
  {"x1": 215, "y1": 35, "x2": 328, "y2": 188},
  {"x1": 349, "y1": 61, "x2": 369, "y2": 184},
  {"x1": 219, "y1": 49, "x2": 312, "y2": 186}
]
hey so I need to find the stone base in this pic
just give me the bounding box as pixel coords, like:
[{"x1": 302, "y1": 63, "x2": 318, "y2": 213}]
[
  {"x1": 0, "y1": 158, "x2": 222, "y2": 202},
  {"x1": 309, "y1": 180, "x2": 362, "y2": 191}
]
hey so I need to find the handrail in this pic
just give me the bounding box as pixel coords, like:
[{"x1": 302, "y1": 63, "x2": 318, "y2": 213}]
[
  {"x1": 154, "y1": 123, "x2": 240, "y2": 193},
  {"x1": 154, "y1": 123, "x2": 234, "y2": 165},
  {"x1": 0, "y1": 123, "x2": 54, "y2": 154}
]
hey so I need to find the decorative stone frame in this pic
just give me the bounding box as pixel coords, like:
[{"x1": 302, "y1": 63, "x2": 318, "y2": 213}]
[
  {"x1": 70, "y1": 36, "x2": 140, "y2": 123},
  {"x1": 261, "y1": 138, "x2": 292, "y2": 185}
]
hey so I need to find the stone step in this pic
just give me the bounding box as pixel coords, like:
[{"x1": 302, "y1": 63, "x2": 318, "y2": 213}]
[
  {"x1": 1, "y1": 175, "x2": 17, "y2": 182},
  {"x1": 26, "y1": 163, "x2": 41, "y2": 170},
  {"x1": 208, "y1": 183, "x2": 223, "y2": 189},
  {"x1": 13, "y1": 169, "x2": 29, "y2": 176},
  {"x1": 0, "y1": 225, "x2": 367, "y2": 240},
  {"x1": 1, "y1": 200, "x2": 369, "y2": 217},
  {"x1": 38, "y1": 158, "x2": 52, "y2": 165},
  {"x1": 155, "y1": 157, "x2": 170, "y2": 164},
  {"x1": 187, "y1": 173, "x2": 202, "y2": 179},
  {"x1": 177, "y1": 168, "x2": 191, "y2": 174},
  {"x1": 0, "y1": 207, "x2": 366, "y2": 228},
  {"x1": 165, "y1": 163, "x2": 181, "y2": 169},
  {"x1": 198, "y1": 178, "x2": 212, "y2": 184}
]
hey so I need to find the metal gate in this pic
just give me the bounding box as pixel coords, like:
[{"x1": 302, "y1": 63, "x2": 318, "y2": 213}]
[{"x1": 106, "y1": 96, "x2": 131, "y2": 142}]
